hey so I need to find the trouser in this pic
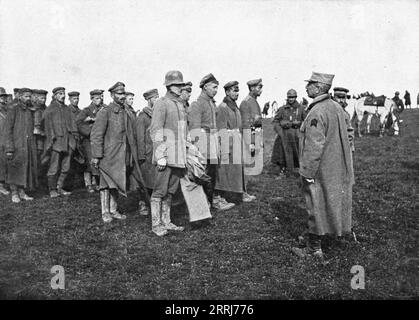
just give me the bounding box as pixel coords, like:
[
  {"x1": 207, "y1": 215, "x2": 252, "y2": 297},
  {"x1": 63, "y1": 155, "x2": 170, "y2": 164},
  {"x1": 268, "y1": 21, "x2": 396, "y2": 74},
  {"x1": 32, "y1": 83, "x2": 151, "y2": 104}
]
[
  {"x1": 151, "y1": 166, "x2": 185, "y2": 199},
  {"x1": 47, "y1": 150, "x2": 73, "y2": 190},
  {"x1": 203, "y1": 162, "x2": 217, "y2": 204}
]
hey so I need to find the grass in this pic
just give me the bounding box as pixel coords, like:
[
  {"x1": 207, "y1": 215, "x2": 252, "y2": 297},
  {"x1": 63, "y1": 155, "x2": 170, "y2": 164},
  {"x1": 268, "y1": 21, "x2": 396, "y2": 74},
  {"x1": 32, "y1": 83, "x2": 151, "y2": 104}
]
[{"x1": 0, "y1": 110, "x2": 418, "y2": 299}]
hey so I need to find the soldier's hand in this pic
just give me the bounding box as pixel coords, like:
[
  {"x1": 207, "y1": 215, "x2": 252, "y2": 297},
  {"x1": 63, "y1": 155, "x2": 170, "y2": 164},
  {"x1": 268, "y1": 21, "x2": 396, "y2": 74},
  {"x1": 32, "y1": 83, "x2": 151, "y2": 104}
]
[
  {"x1": 157, "y1": 158, "x2": 167, "y2": 171},
  {"x1": 6, "y1": 152, "x2": 13, "y2": 160},
  {"x1": 91, "y1": 158, "x2": 100, "y2": 168}
]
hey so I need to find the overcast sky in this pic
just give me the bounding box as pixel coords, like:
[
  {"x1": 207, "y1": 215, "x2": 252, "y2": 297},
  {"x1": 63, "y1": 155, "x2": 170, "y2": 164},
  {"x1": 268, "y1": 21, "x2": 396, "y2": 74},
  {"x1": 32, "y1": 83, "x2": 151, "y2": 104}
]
[{"x1": 0, "y1": 0, "x2": 418, "y2": 109}]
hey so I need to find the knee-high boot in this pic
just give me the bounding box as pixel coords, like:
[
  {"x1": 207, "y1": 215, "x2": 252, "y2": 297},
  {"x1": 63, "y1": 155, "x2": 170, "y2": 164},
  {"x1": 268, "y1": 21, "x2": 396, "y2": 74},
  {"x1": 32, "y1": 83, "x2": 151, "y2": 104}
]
[
  {"x1": 109, "y1": 189, "x2": 126, "y2": 220},
  {"x1": 150, "y1": 197, "x2": 167, "y2": 236},
  {"x1": 100, "y1": 189, "x2": 112, "y2": 222},
  {"x1": 161, "y1": 194, "x2": 184, "y2": 231}
]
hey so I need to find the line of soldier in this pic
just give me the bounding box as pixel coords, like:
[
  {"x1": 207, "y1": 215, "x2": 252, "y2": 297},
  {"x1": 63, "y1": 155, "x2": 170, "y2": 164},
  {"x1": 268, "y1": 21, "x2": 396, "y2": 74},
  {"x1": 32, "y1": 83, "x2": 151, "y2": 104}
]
[{"x1": 0, "y1": 71, "x2": 262, "y2": 236}]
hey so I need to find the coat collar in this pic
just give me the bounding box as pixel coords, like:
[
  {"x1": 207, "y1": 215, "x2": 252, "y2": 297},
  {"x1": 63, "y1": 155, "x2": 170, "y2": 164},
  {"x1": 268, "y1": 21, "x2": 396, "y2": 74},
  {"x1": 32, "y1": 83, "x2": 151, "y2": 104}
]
[
  {"x1": 284, "y1": 101, "x2": 301, "y2": 109},
  {"x1": 109, "y1": 101, "x2": 124, "y2": 113},
  {"x1": 307, "y1": 94, "x2": 330, "y2": 111},
  {"x1": 142, "y1": 106, "x2": 153, "y2": 117},
  {"x1": 165, "y1": 90, "x2": 181, "y2": 103},
  {"x1": 223, "y1": 96, "x2": 239, "y2": 112}
]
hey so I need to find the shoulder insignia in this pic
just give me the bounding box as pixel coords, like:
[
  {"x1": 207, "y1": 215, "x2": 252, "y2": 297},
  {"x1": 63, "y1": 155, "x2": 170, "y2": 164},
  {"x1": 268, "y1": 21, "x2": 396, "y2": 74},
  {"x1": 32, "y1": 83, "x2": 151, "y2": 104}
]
[{"x1": 310, "y1": 118, "x2": 318, "y2": 127}]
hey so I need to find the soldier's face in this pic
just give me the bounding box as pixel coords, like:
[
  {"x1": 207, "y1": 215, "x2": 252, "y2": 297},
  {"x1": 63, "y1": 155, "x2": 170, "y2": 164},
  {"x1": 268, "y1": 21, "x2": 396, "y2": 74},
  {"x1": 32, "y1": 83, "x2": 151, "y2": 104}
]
[
  {"x1": 55, "y1": 91, "x2": 65, "y2": 103},
  {"x1": 180, "y1": 90, "x2": 191, "y2": 102},
  {"x1": 38, "y1": 95, "x2": 47, "y2": 105},
  {"x1": 112, "y1": 92, "x2": 126, "y2": 105},
  {"x1": 6, "y1": 96, "x2": 12, "y2": 103},
  {"x1": 31, "y1": 94, "x2": 38, "y2": 104},
  {"x1": 204, "y1": 83, "x2": 218, "y2": 98},
  {"x1": 20, "y1": 92, "x2": 32, "y2": 105},
  {"x1": 0, "y1": 96, "x2": 6, "y2": 105},
  {"x1": 251, "y1": 84, "x2": 263, "y2": 97},
  {"x1": 287, "y1": 97, "x2": 296, "y2": 104},
  {"x1": 305, "y1": 82, "x2": 319, "y2": 98},
  {"x1": 227, "y1": 88, "x2": 239, "y2": 101},
  {"x1": 92, "y1": 96, "x2": 101, "y2": 106},
  {"x1": 335, "y1": 95, "x2": 346, "y2": 107},
  {"x1": 69, "y1": 96, "x2": 79, "y2": 106},
  {"x1": 125, "y1": 95, "x2": 134, "y2": 106},
  {"x1": 150, "y1": 95, "x2": 159, "y2": 106}
]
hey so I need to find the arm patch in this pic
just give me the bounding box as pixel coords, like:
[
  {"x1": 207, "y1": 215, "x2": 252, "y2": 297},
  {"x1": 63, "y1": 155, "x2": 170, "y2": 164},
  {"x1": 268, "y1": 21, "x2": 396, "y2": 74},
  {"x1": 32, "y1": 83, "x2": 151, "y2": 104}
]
[{"x1": 310, "y1": 118, "x2": 318, "y2": 127}]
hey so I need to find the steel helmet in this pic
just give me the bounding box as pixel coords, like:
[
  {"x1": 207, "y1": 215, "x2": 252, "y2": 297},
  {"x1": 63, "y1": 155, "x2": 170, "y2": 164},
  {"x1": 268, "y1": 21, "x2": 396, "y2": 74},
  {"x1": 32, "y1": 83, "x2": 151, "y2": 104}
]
[
  {"x1": 164, "y1": 70, "x2": 184, "y2": 87},
  {"x1": 287, "y1": 89, "x2": 297, "y2": 98}
]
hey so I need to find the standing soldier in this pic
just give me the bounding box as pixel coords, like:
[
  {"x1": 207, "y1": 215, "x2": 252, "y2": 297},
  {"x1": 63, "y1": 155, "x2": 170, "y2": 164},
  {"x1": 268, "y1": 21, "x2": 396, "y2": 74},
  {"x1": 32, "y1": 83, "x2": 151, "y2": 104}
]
[
  {"x1": 333, "y1": 87, "x2": 355, "y2": 153},
  {"x1": 272, "y1": 89, "x2": 305, "y2": 176},
  {"x1": 149, "y1": 70, "x2": 188, "y2": 236},
  {"x1": 91, "y1": 82, "x2": 142, "y2": 223},
  {"x1": 292, "y1": 72, "x2": 354, "y2": 259},
  {"x1": 189, "y1": 73, "x2": 235, "y2": 211},
  {"x1": 4, "y1": 88, "x2": 38, "y2": 203},
  {"x1": 68, "y1": 91, "x2": 81, "y2": 117},
  {"x1": 5, "y1": 94, "x2": 13, "y2": 105},
  {"x1": 124, "y1": 92, "x2": 136, "y2": 115},
  {"x1": 136, "y1": 88, "x2": 159, "y2": 215},
  {"x1": 76, "y1": 89, "x2": 104, "y2": 192},
  {"x1": 216, "y1": 81, "x2": 256, "y2": 202},
  {"x1": 403, "y1": 90, "x2": 411, "y2": 109},
  {"x1": 240, "y1": 79, "x2": 263, "y2": 174},
  {"x1": 43, "y1": 87, "x2": 79, "y2": 198},
  {"x1": 0, "y1": 88, "x2": 10, "y2": 195},
  {"x1": 180, "y1": 82, "x2": 192, "y2": 111}
]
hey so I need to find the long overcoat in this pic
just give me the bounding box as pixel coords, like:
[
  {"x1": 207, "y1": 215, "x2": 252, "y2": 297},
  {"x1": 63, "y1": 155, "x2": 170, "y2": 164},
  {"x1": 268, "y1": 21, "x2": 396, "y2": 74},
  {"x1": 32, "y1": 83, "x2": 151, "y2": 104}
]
[
  {"x1": 215, "y1": 96, "x2": 245, "y2": 193},
  {"x1": 299, "y1": 94, "x2": 354, "y2": 236},
  {"x1": 90, "y1": 102, "x2": 143, "y2": 196},
  {"x1": 0, "y1": 105, "x2": 8, "y2": 182},
  {"x1": 4, "y1": 102, "x2": 38, "y2": 189},
  {"x1": 136, "y1": 106, "x2": 156, "y2": 189}
]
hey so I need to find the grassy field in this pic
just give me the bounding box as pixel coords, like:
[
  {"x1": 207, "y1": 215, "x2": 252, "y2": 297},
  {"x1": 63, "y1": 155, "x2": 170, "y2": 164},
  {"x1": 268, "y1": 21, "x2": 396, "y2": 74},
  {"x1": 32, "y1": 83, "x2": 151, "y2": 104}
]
[{"x1": 0, "y1": 109, "x2": 418, "y2": 299}]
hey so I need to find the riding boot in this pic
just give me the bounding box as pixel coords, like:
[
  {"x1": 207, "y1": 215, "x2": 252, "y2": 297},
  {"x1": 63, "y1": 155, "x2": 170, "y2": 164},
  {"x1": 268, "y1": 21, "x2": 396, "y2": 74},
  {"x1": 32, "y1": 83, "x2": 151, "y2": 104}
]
[
  {"x1": 100, "y1": 189, "x2": 112, "y2": 222},
  {"x1": 161, "y1": 194, "x2": 184, "y2": 231},
  {"x1": 150, "y1": 197, "x2": 167, "y2": 236},
  {"x1": 110, "y1": 189, "x2": 126, "y2": 220}
]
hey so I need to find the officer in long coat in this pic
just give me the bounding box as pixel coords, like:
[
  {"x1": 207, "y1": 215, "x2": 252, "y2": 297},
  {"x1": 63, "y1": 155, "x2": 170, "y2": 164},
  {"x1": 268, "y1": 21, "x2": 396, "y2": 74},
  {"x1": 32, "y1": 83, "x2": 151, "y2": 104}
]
[
  {"x1": 43, "y1": 87, "x2": 79, "y2": 197},
  {"x1": 91, "y1": 82, "x2": 143, "y2": 223},
  {"x1": 136, "y1": 88, "x2": 159, "y2": 215},
  {"x1": 149, "y1": 70, "x2": 189, "y2": 236},
  {"x1": 4, "y1": 88, "x2": 38, "y2": 203},
  {"x1": 215, "y1": 81, "x2": 256, "y2": 203},
  {"x1": 76, "y1": 89, "x2": 104, "y2": 192},
  {"x1": 272, "y1": 89, "x2": 305, "y2": 175},
  {"x1": 0, "y1": 88, "x2": 10, "y2": 195},
  {"x1": 293, "y1": 72, "x2": 354, "y2": 259},
  {"x1": 188, "y1": 73, "x2": 235, "y2": 211}
]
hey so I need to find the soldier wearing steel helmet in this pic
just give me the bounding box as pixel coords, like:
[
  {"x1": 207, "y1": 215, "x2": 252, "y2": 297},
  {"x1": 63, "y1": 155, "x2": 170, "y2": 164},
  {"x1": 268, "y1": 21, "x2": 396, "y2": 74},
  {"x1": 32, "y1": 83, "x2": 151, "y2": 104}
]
[
  {"x1": 272, "y1": 89, "x2": 306, "y2": 176},
  {"x1": 148, "y1": 70, "x2": 188, "y2": 236}
]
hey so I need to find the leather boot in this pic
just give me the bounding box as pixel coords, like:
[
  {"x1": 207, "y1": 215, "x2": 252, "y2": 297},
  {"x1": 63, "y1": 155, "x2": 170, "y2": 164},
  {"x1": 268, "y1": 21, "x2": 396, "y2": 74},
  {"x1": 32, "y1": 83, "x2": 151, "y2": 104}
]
[
  {"x1": 0, "y1": 182, "x2": 10, "y2": 195},
  {"x1": 110, "y1": 189, "x2": 126, "y2": 220},
  {"x1": 48, "y1": 176, "x2": 59, "y2": 198},
  {"x1": 18, "y1": 189, "x2": 33, "y2": 201},
  {"x1": 100, "y1": 189, "x2": 112, "y2": 222},
  {"x1": 150, "y1": 197, "x2": 167, "y2": 236},
  {"x1": 57, "y1": 173, "x2": 71, "y2": 195},
  {"x1": 161, "y1": 194, "x2": 184, "y2": 231}
]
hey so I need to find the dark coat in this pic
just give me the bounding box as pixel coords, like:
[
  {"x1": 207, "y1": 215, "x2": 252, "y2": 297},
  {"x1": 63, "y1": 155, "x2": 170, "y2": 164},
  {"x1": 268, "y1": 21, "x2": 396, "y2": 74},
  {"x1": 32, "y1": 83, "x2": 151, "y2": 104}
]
[
  {"x1": 215, "y1": 96, "x2": 245, "y2": 193},
  {"x1": 403, "y1": 91, "x2": 411, "y2": 106},
  {"x1": 76, "y1": 103, "x2": 103, "y2": 173},
  {"x1": 0, "y1": 105, "x2": 8, "y2": 182},
  {"x1": 188, "y1": 91, "x2": 219, "y2": 161},
  {"x1": 90, "y1": 102, "x2": 143, "y2": 196},
  {"x1": 239, "y1": 94, "x2": 262, "y2": 129},
  {"x1": 272, "y1": 101, "x2": 305, "y2": 170},
  {"x1": 136, "y1": 106, "x2": 156, "y2": 189},
  {"x1": 4, "y1": 102, "x2": 38, "y2": 189},
  {"x1": 43, "y1": 100, "x2": 78, "y2": 154},
  {"x1": 299, "y1": 94, "x2": 354, "y2": 236}
]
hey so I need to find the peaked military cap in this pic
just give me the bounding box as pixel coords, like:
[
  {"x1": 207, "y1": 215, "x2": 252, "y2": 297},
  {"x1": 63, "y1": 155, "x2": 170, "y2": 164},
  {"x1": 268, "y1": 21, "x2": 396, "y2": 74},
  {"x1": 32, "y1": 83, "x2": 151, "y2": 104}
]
[
  {"x1": 13, "y1": 88, "x2": 20, "y2": 93},
  {"x1": 199, "y1": 73, "x2": 219, "y2": 88},
  {"x1": 305, "y1": 72, "x2": 335, "y2": 85},
  {"x1": 333, "y1": 87, "x2": 349, "y2": 97},
  {"x1": 68, "y1": 91, "x2": 80, "y2": 97},
  {"x1": 52, "y1": 87, "x2": 65, "y2": 94},
  {"x1": 0, "y1": 87, "x2": 7, "y2": 96},
  {"x1": 143, "y1": 88, "x2": 159, "y2": 100},
  {"x1": 224, "y1": 81, "x2": 239, "y2": 90},
  {"x1": 125, "y1": 91, "x2": 134, "y2": 96},
  {"x1": 19, "y1": 88, "x2": 33, "y2": 94},
  {"x1": 32, "y1": 89, "x2": 48, "y2": 95},
  {"x1": 90, "y1": 89, "x2": 104, "y2": 97},
  {"x1": 108, "y1": 82, "x2": 125, "y2": 93},
  {"x1": 246, "y1": 79, "x2": 262, "y2": 87}
]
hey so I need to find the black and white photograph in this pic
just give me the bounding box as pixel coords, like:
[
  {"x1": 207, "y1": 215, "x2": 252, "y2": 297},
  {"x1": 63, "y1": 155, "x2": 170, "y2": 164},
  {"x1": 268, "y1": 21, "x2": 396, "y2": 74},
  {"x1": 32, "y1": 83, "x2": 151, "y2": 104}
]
[{"x1": 0, "y1": 0, "x2": 417, "y2": 305}]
